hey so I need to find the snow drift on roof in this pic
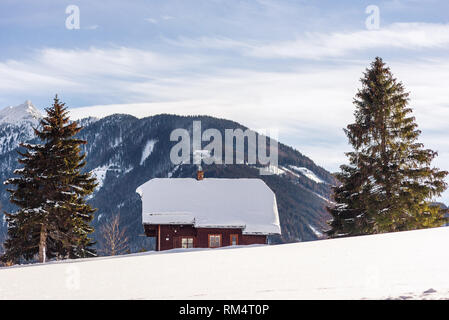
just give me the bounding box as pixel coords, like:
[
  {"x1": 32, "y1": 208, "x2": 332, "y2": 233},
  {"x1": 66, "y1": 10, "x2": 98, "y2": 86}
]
[{"x1": 136, "y1": 178, "x2": 281, "y2": 235}]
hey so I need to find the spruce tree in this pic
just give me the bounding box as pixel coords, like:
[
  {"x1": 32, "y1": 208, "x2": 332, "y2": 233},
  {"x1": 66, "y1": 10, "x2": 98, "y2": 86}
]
[
  {"x1": 327, "y1": 57, "x2": 448, "y2": 237},
  {"x1": 2, "y1": 96, "x2": 97, "y2": 263}
]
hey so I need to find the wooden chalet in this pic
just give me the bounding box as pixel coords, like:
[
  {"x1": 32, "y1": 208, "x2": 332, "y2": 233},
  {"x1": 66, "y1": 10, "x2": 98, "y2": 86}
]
[{"x1": 136, "y1": 171, "x2": 281, "y2": 251}]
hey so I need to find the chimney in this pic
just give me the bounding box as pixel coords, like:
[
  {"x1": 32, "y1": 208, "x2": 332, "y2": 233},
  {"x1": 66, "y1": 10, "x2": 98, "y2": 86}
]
[
  {"x1": 193, "y1": 150, "x2": 208, "y2": 181},
  {"x1": 196, "y1": 165, "x2": 204, "y2": 181}
]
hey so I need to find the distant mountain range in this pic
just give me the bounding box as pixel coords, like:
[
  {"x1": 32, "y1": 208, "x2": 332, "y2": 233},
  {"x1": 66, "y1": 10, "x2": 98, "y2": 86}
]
[
  {"x1": 0, "y1": 101, "x2": 338, "y2": 253},
  {"x1": 0, "y1": 101, "x2": 41, "y2": 155}
]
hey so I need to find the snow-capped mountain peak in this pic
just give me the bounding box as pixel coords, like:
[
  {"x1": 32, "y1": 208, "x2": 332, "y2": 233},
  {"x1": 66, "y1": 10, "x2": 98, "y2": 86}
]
[{"x1": 0, "y1": 100, "x2": 42, "y2": 125}]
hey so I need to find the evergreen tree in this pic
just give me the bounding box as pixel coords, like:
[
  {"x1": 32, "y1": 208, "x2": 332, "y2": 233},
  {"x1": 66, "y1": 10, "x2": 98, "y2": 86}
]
[
  {"x1": 327, "y1": 57, "x2": 448, "y2": 237},
  {"x1": 2, "y1": 96, "x2": 97, "y2": 263}
]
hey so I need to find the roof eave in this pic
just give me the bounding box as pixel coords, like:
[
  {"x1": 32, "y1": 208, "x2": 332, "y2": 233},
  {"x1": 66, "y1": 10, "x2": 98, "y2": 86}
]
[
  {"x1": 143, "y1": 222, "x2": 195, "y2": 226},
  {"x1": 242, "y1": 231, "x2": 281, "y2": 236}
]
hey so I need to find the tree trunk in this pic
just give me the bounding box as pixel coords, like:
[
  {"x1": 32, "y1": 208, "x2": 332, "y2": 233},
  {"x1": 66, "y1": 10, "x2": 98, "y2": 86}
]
[{"x1": 39, "y1": 224, "x2": 47, "y2": 263}]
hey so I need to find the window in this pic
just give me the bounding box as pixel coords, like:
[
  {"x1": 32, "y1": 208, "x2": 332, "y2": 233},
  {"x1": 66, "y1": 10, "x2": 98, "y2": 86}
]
[
  {"x1": 181, "y1": 237, "x2": 194, "y2": 248},
  {"x1": 208, "y1": 234, "x2": 221, "y2": 248},
  {"x1": 230, "y1": 234, "x2": 238, "y2": 246}
]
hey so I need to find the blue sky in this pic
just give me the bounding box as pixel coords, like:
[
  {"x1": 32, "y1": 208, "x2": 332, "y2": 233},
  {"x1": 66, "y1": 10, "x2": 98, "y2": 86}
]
[{"x1": 1, "y1": 0, "x2": 449, "y2": 202}]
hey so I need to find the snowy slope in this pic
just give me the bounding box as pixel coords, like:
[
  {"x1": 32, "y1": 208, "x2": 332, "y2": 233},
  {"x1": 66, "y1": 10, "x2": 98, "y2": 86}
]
[
  {"x1": 289, "y1": 165, "x2": 325, "y2": 184},
  {"x1": 0, "y1": 100, "x2": 43, "y2": 155},
  {"x1": 0, "y1": 100, "x2": 42, "y2": 125},
  {"x1": 1, "y1": 227, "x2": 449, "y2": 299},
  {"x1": 140, "y1": 139, "x2": 157, "y2": 165}
]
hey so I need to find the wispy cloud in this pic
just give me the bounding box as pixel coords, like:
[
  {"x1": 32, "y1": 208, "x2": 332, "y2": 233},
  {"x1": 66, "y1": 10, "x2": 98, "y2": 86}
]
[
  {"x1": 164, "y1": 36, "x2": 254, "y2": 50},
  {"x1": 161, "y1": 15, "x2": 174, "y2": 20},
  {"x1": 145, "y1": 15, "x2": 175, "y2": 24},
  {"x1": 255, "y1": 23, "x2": 449, "y2": 59},
  {"x1": 84, "y1": 25, "x2": 99, "y2": 30},
  {"x1": 0, "y1": 47, "x2": 207, "y2": 95},
  {"x1": 145, "y1": 18, "x2": 158, "y2": 24},
  {"x1": 169, "y1": 23, "x2": 449, "y2": 59}
]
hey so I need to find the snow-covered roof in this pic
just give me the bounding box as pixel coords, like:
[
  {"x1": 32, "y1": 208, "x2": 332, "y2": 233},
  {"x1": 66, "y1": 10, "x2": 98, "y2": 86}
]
[{"x1": 136, "y1": 178, "x2": 281, "y2": 235}]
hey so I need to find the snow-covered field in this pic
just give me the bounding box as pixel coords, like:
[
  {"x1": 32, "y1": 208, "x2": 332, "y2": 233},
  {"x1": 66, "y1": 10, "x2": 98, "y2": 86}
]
[{"x1": 1, "y1": 227, "x2": 449, "y2": 300}]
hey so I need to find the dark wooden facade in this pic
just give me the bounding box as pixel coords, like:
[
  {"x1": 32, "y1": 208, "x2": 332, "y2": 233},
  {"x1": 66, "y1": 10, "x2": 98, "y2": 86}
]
[{"x1": 144, "y1": 224, "x2": 267, "y2": 251}]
